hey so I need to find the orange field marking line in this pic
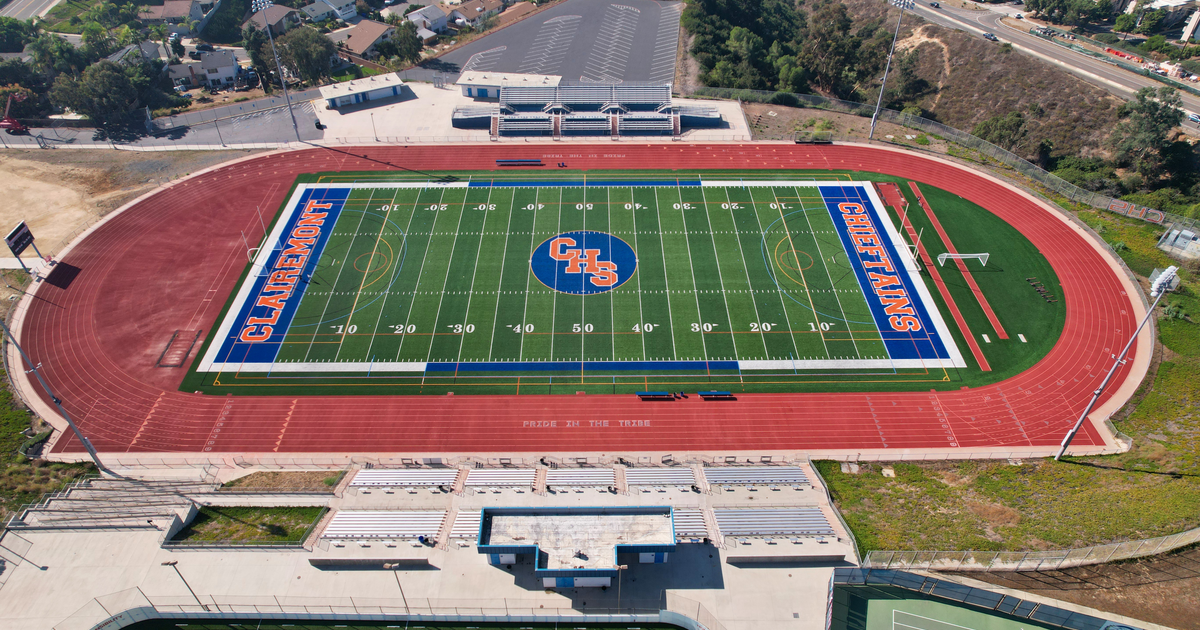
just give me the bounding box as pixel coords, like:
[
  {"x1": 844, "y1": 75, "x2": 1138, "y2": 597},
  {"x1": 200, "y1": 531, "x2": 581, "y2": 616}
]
[{"x1": 907, "y1": 181, "x2": 1008, "y2": 339}]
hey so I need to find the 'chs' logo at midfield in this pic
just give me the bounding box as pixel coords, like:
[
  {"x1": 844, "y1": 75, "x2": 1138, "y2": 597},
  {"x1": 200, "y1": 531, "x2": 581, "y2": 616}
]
[{"x1": 531, "y1": 230, "x2": 637, "y2": 295}]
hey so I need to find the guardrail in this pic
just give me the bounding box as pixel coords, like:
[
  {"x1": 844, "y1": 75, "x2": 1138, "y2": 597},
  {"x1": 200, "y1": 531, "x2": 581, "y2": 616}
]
[{"x1": 861, "y1": 524, "x2": 1200, "y2": 571}]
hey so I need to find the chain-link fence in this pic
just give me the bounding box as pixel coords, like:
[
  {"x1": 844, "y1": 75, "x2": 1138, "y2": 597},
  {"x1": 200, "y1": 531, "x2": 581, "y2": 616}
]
[
  {"x1": 862, "y1": 524, "x2": 1200, "y2": 572},
  {"x1": 681, "y1": 85, "x2": 1200, "y2": 234}
]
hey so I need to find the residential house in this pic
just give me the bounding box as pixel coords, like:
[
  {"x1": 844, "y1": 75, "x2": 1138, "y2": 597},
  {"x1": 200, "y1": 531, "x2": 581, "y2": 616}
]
[
  {"x1": 407, "y1": 4, "x2": 447, "y2": 32},
  {"x1": 319, "y1": 0, "x2": 357, "y2": 20},
  {"x1": 243, "y1": 5, "x2": 300, "y2": 37},
  {"x1": 169, "y1": 49, "x2": 240, "y2": 87},
  {"x1": 138, "y1": 0, "x2": 216, "y2": 34},
  {"x1": 416, "y1": 26, "x2": 437, "y2": 43},
  {"x1": 448, "y1": 0, "x2": 501, "y2": 27},
  {"x1": 301, "y1": 2, "x2": 336, "y2": 21},
  {"x1": 341, "y1": 19, "x2": 395, "y2": 59}
]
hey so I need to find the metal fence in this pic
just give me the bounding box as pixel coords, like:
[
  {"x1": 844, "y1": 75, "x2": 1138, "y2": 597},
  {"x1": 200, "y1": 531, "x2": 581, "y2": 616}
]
[
  {"x1": 682, "y1": 85, "x2": 1200, "y2": 233},
  {"x1": 862, "y1": 524, "x2": 1200, "y2": 572},
  {"x1": 53, "y1": 588, "x2": 678, "y2": 630}
]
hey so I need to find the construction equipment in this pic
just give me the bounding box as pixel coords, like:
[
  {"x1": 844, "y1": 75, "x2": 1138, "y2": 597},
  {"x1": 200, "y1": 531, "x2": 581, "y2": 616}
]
[{"x1": 1, "y1": 92, "x2": 29, "y2": 134}]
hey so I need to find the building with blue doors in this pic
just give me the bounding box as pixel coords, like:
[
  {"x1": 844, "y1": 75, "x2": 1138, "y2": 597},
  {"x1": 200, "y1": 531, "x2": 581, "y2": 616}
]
[{"x1": 319, "y1": 73, "x2": 405, "y2": 109}]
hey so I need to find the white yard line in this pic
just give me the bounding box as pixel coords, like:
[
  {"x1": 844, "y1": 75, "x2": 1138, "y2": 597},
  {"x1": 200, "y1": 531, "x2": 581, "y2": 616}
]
[
  {"x1": 454, "y1": 187, "x2": 498, "y2": 363},
  {"x1": 302, "y1": 189, "x2": 376, "y2": 362},
  {"x1": 743, "y1": 187, "x2": 803, "y2": 363},
  {"x1": 629, "y1": 187, "x2": 650, "y2": 361},
  {"x1": 334, "y1": 192, "x2": 395, "y2": 361},
  {"x1": 771, "y1": 187, "x2": 831, "y2": 359},
  {"x1": 651, "y1": 187, "x2": 680, "y2": 361},
  {"x1": 698, "y1": 186, "x2": 741, "y2": 362},
  {"x1": 484, "y1": 188, "x2": 519, "y2": 363},
  {"x1": 363, "y1": 189, "x2": 418, "y2": 361},
  {"x1": 421, "y1": 191, "x2": 471, "y2": 364},
  {"x1": 517, "y1": 189, "x2": 543, "y2": 362},
  {"x1": 392, "y1": 188, "x2": 446, "y2": 362},
  {"x1": 797, "y1": 187, "x2": 863, "y2": 359}
]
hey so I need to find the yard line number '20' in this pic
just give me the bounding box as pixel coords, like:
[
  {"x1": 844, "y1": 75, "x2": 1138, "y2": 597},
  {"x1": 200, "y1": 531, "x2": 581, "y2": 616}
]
[{"x1": 390, "y1": 324, "x2": 418, "y2": 334}]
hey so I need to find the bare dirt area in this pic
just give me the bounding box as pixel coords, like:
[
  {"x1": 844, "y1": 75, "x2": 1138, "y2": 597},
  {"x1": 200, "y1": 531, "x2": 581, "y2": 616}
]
[
  {"x1": 0, "y1": 149, "x2": 260, "y2": 257},
  {"x1": 741, "y1": 101, "x2": 954, "y2": 152},
  {"x1": 222, "y1": 471, "x2": 342, "y2": 490},
  {"x1": 946, "y1": 544, "x2": 1200, "y2": 630}
]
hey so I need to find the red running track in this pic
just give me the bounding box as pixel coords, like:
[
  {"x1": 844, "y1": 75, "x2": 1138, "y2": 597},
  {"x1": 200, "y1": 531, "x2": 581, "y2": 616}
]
[{"x1": 22, "y1": 144, "x2": 1137, "y2": 457}]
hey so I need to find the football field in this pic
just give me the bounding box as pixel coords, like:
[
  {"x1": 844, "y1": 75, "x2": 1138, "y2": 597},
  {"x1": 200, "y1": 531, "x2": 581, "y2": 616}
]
[{"x1": 195, "y1": 177, "x2": 965, "y2": 393}]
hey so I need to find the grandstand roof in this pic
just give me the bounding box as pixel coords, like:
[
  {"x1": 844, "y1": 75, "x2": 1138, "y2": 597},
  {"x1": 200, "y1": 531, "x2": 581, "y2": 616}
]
[
  {"x1": 457, "y1": 71, "x2": 562, "y2": 89},
  {"x1": 318, "y1": 72, "x2": 404, "y2": 100},
  {"x1": 500, "y1": 83, "x2": 671, "y2": 107}
]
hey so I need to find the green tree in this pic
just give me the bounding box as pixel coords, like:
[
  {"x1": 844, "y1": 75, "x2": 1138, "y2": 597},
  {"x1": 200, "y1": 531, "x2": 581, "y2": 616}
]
[
  {"x1": 1110, "y1": 86, "x2": 1184, "y2": 178},
  {"x1": 81, "y1": 22, "x2": 116, "y2": 57},
  {"x1": 274, "y1": 26, "x2": 336, "y2": 85},
  {"x1": 242, "y1": 24, "x2": 274, "y2": 93},
  {"x1": 390, "y1": 21, "x2": 423, "y2": 66},
  {"x1": 49, "y1": 59, "x2": 137, "y2": 127},
  {"x1": 170, "y1": 39, "x2": 185, "y2": 58},
  {"x1": 28, "y1": 32, "x2": 87, "y2": 75},
  {"x1": 796, "y1": 2, "x2": 855, "y2": 94},
  {"x1": 1136, "y1": 9, "x2": 1165, "y2": 34},
  {"x1": 1114, "y1": 12, "x2": 1136, "y2": 32},
  {"x1": 972, "y1": 111, "x2": 1027, "y2": 151},
  {"x1": 0, "y1": 17, "x2": 35, "y2": 54},
  {"x1": 1026, "y1": 0, "x2": 1109, "y2": 25}
]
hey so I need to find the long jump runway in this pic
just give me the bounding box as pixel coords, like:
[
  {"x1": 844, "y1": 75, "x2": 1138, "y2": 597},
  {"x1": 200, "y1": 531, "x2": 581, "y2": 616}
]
[{"x1": 19, "y1": 144, "x2": 1140, "y2": 457}]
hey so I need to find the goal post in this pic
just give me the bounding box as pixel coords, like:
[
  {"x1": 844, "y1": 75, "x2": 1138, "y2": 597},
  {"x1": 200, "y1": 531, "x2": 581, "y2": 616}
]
[{"x1": 937, "y1": 252, "x2": 989, "y2": 267}]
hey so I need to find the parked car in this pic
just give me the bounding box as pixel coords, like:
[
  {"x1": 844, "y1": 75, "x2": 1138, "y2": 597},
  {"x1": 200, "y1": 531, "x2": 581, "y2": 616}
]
[
  {"x1": 195, "y1": 43, "x2": 214, "y2": 52},
  {"x1": 929, "y1": 2, "x2": 939, "y2": 7},
  {"x1": 1189, "y1": 113, "x2": 1200, "y2": 124},
  {"x1": 983, "y1": 32, "x2": 999, "y2": 41},
  {"x1": 188, "y1": 50, "x2": 202, "y2": 60},
  {"x1": 1015, "y1": 13, "x2": 1023, "y2": 18}
]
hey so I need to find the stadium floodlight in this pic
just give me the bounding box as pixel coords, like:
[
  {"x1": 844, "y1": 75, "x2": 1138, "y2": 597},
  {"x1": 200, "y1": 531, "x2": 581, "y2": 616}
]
[
  {"x1": 1055, "y1": 265, "x2": 1178, "y2": 460},
  {"x1": 869, "y1": 0, "x2": 916, "y2": 141},
  {"x1": 251, "y1": 0, "x2": 301, "y2": 143}
]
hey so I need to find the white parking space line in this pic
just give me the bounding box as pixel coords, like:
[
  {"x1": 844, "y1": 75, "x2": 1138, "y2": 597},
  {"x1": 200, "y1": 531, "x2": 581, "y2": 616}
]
[
  {"x1": 582, "y1": 4, "x2": 641, "y2": 83},
  {"x1": 649, "y1": 3, "x2": 683, "y2": 84},
  {"x1": 518, "y1": 16, "x2": 582, "y2": 75},
  {"x1": 463, "y1": 46, "x2": 508, "y2": 73}
]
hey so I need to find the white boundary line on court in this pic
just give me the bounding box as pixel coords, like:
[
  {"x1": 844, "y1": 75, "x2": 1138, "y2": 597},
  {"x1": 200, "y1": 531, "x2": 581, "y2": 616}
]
[{"x1": 199, "y1": 180, "x2": 965, "y2": 373}]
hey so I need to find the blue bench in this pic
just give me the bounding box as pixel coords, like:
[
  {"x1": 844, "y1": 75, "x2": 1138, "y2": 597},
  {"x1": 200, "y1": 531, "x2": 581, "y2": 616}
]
[
  {"x1": 636, "y1": 391, "x2": 674, "y2": 400},
  {"x1": 496, "y1": 159, "x2": 544, "y2": 166},
  {"x1": 699, "y1": 391, "x2": 734, "y2": 399}
]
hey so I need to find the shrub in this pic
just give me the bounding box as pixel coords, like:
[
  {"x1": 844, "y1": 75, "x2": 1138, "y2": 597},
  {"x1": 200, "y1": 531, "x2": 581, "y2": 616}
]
[{"x1": 1094, "y1": 32, "x2": 1120, "y2": 44}]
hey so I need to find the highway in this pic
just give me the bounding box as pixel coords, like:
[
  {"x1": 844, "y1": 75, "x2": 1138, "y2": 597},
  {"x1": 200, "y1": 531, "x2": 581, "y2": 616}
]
[
  {"x1": 0, "y1": 0, "x2": 61, "y2": 20},
  {"x1": 904, "y1": 1, "x2": 1200, "y2": 120}
]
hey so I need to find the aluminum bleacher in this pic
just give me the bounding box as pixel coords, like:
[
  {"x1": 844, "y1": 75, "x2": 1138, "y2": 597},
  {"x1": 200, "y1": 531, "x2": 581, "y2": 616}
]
[
  {"x1": 465, "y1": 469, "x2": 537, "y2": 488},
  {"x1": 349, "y1": 469, "x2": 460, "y2": 488},
  {"x1": 624, "y1": 467, "x2": 695, "y2": 487},
  {"x1": 712, "y1": 508, "x2": 834, "y2": 538},
  {"x1": 672, "y1": 508, "x2": 708, "y2": 540},
  {"x1": 321, "y1": 510, "x2": 446, "y2": 540},
  {"x1": 702, "y1": 466, "x2": 810, "y2": 487},
  {"x1": 545, "y1": 468, "x2": 616, "y2": 489},
  {"x1": 450, "y1": 510, "x2": 482, "y2": 539}
]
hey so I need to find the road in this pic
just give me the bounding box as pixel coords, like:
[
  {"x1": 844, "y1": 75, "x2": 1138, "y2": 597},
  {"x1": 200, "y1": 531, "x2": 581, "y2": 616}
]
[
  {"x1": 906, "y1": 1, "x2": 1200, "y2": 118},
  {"x1": 0, "y1": 0, "x2": 60, "y2": 20}
]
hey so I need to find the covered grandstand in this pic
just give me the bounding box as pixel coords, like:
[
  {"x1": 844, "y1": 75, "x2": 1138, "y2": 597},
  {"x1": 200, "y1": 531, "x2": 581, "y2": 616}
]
[{"x1": 452, "y1": 81, "x2": 722, "y2": 136}]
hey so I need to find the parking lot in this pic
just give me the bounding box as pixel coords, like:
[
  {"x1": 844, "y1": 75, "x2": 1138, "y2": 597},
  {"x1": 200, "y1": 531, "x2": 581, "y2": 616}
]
[{"x1": 433, "y1": 0, "x2": 683, "y2": 84}]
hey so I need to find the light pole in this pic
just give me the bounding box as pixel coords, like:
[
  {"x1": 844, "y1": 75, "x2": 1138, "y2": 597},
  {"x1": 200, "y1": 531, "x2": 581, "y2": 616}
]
[
  {"x1": 162, "y1": 560, "x2": 208, "y2": 610},
  {"x1": 371, "y1": 111, "x2": 378, "y2": 142},
  {"x1": 251, "y1": 0, "x2": 300, "y2": 142},
  {"x1": 384, "y1": 562, "x2": 410, "y2": 612},
  {"x1": 0, "y1": 318, "x2": 105, "y2": 472},
  {"x1": 1055, "y1": 266, "x2": 1178, "y2": 460},
  {"x1": 869, "y1": 0, "x2": 914, "y2": 140}
]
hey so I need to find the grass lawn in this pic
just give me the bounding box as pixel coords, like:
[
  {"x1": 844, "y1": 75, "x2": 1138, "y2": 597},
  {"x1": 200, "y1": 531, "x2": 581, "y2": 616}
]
[
  {"x1": 222, "y1": 470, "x2": 344, "y2": 490},
  {"x1": 820, "y1": 205, "x2": 1200, "y2": 554},
  {"x1": 170, "y1": 506, "x2": 326, "y2": 544}
]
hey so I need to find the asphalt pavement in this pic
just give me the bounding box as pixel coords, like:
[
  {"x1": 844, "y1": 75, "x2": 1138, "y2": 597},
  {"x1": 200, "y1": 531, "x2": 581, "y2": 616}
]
[{"x1": 0, "y1": 0, "x2": 60, "y2": 20}]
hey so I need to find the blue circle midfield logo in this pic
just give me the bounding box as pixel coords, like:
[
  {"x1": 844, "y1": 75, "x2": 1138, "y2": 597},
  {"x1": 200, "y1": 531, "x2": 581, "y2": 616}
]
[{"x1": 531, "y1": 230, "x2": 638, "y2": 295}]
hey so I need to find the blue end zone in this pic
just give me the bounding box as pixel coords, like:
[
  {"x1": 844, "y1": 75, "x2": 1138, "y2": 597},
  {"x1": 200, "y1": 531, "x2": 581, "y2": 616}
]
[
  {"x1": 426, "y1": 360, "x2": 739, "y2": 373},
  {"x1": 821, "y1": 185, "x2": 953, "y2": 361},
  {"x1": 213, "y1": 187, "x2": 349, "y2": 365}
]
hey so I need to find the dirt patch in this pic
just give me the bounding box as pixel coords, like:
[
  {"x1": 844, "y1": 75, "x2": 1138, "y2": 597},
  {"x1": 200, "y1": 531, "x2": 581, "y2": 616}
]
[
  {"x1": 948, "y1": 544, "x2": 1200, "y2": 630},
  {"x1": 741, "y1": 101, "x2": 953, "y2": 152},
  {"x1": 676, "y1": 31, "x2": 703, "y2": 94},
  {"x1": 222, "y1": 470, "x2": 342, "y2": 490},
  {"x1": 0, "y1": 150, "x2": 259, "y2": 256}
]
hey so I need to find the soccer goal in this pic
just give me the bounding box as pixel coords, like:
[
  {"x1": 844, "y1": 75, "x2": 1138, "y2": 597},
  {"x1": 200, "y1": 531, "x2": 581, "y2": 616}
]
[{"x1": 937, "y1": 252, "x2": 989, "y2": 267}]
